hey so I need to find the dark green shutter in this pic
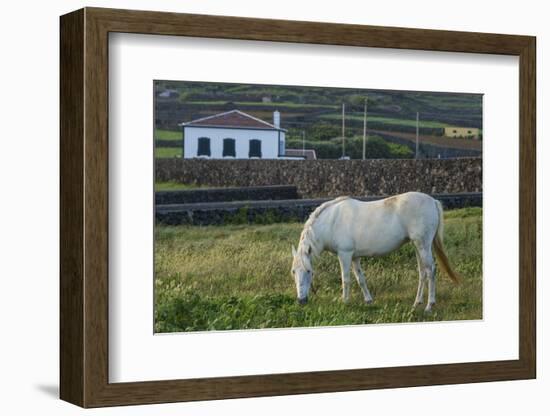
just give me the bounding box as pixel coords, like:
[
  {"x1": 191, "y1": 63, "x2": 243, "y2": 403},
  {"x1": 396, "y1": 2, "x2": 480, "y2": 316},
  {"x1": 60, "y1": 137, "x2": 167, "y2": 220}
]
[
  {"x1": 249, "y1": 139, "x2": 262, "y2": 158},
  {"x1": 223, "y1": 138, "x2": 236, "y2": 157},
  {"x1": 197, "y1": 137, "x2": 211, "y2": 156}
]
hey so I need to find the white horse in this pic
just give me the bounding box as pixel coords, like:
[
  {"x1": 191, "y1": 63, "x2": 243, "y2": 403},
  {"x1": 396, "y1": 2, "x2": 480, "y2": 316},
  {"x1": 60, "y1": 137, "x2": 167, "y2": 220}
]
[{"x1": 291, "y1": 192, "x2": 460, "y2": 312}]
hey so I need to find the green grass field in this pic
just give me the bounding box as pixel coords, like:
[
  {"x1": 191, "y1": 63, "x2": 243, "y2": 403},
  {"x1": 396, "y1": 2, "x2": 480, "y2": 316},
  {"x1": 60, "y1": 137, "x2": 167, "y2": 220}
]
[
  {"x1": 155, "y1": 147, "x2": 181, "y2": 158},
  {"x1": 155, "y1": 129, "x2": 181, "y2": 142},
  {"x1": 155, "y1": 181, "x2": 206, "y2": 191},
  {"x1": 154, "y1": 207, "x2": 482, "y2": 333},
  {"x1": 184, "y1": 101, "x2": 338, "y2": 109},
  {"x1": 319, "y1": 114, "x2": 449, "y2": 128}
]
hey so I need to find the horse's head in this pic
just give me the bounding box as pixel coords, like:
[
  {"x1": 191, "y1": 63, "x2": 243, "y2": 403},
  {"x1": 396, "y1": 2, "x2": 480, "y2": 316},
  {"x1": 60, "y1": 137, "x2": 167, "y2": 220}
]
[{"x1": 291, "y1": 245, "x2": 313, "y2": 305}]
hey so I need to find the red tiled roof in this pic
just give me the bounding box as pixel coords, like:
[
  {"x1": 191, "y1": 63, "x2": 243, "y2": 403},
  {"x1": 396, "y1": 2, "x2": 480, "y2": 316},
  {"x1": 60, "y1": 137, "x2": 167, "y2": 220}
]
[{"x1": 183, "y1": 110, "x2": 281, "y2": 130}]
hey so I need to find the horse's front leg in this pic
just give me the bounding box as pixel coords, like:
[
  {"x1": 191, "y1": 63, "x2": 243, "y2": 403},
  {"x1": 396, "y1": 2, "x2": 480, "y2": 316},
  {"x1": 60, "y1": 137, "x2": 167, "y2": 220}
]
[
  {"x1": 352, "y1": 258, "x2": 373, "y2": 304},
  {"x1": 337, "y1": 251, "x2": 353, "y2": 303}
]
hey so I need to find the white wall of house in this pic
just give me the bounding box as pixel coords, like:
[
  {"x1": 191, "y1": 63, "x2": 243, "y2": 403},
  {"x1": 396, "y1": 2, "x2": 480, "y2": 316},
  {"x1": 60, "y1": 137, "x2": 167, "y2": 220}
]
[{"x1": 183, "y1": 126, "x2": 286, "y2": 159}]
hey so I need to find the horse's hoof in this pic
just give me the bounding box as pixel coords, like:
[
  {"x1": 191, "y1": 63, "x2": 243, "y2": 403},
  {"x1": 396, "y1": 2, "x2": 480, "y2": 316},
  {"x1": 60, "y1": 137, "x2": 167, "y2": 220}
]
[
  {"x1": 424, "y1": 304, "x2": 435, "y2": 314},
  {"x1": 365, "y1": 299, "x2": 373, "y2": 305}
]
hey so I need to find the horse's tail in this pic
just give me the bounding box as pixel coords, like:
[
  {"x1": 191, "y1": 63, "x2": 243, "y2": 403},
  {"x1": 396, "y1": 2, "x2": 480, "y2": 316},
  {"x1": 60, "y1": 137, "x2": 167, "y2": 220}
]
[{"x1": 433, "y1": 200, "x2": 461, "y2": 284}]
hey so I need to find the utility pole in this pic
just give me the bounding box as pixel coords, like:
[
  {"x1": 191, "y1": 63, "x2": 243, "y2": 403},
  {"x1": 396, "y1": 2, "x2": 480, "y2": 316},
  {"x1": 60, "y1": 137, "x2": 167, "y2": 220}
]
[
  {"x1": 362, "y1": 96, "x2": 368, "y2": 160},
  {"x1": 342, "y1": 102, "x2": 346, "y2": 158},
  {"x1": 415, "y1": 111, "x2": 420, "y2": 159}
]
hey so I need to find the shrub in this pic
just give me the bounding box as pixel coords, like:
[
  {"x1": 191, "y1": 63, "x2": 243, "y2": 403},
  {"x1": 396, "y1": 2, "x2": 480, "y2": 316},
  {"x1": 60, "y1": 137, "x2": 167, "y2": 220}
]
[{"x1": 286, "y1": 135, "x2": 413, "y2": 159}]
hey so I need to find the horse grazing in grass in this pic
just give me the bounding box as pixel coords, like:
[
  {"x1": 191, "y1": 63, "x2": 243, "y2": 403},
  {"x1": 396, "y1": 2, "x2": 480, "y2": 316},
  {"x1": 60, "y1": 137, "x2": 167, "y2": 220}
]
[{"x1": 291, "y1": 192, "x2": 461, "y2": 312}]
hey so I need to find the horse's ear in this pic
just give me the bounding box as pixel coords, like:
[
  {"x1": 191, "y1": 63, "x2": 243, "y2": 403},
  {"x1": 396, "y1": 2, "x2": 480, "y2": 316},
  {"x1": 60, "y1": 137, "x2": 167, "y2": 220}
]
[{"x1": 291, "y1": 245, "x2": 297, "y2": 257}]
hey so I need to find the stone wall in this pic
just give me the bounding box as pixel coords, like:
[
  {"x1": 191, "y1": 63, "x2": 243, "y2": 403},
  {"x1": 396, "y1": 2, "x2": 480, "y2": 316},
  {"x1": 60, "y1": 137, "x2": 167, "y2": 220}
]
[
  {"x1": 155, "y1": 185, "x2": 298, "y2": 205},
  {"x1": 156, "y1": 193, "x2": 482, "y2": 226},
  {"x1": 156, "y1": 158, "x2": 482, "y2": 198}
]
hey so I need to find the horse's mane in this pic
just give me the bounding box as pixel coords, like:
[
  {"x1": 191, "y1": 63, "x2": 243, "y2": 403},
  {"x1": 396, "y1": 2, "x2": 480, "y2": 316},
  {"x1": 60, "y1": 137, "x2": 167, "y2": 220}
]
[{"x1": 296, "y1": 196, "x2": 351, "y2": 267}]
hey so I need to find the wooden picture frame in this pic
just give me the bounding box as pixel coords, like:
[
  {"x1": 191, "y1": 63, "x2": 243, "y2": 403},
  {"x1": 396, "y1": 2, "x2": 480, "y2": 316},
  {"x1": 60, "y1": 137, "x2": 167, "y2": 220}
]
[{"x1": 60, "y1": 7, "x2": 536, "y2": 408}]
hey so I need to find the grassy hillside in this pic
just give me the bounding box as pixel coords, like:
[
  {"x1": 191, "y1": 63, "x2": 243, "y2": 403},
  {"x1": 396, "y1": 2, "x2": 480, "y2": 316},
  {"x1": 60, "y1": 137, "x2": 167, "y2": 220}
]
[
  {"x1": 155, "y1": 80, "x2": 482, "y2": 159},
  {"x1": 155, "y1": 80, "x2": 483, "y2": 133},
  {"x1": 155, "y1": 207, "x2": 482, "y2": 333},
  {"x1": 319, "y1": 114, "x2": 448, "y2": 128}
]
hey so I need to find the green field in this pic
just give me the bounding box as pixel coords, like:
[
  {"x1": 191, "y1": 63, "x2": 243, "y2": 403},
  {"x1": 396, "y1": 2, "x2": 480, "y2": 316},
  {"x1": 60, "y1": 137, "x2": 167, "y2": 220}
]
[
  {"x1": 155, "y1": 129, "x2": 181, "y2": 142},
  {"x1": 155, "y1": 147, "x2": 181, "y2": 158},
  {"x1": 155, "y1": 181, "x2": 204, "y2": 191},
  {"x1": 319, "y1": 114, "x2": 449, "y2": 128},
  {"x1": 185, "y1": 101, "x2": 338, "y2": 109},
  {"x1": 155, "y1": 129, "x2": 182, "y2": 146},
  {"x1": 155, "y1": 207, "x2": 482, "y2": 333}
]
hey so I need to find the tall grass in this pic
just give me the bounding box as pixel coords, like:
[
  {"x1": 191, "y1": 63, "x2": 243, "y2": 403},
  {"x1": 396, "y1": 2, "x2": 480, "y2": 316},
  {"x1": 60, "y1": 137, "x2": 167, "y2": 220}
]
[{"x1": 155, "y1": 208, "x2": 482, "y2": 332}]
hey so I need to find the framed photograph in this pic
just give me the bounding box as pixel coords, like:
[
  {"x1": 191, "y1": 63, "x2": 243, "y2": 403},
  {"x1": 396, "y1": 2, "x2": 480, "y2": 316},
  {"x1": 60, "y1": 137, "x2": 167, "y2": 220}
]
[{"x1": 60, "y1": 7, "x2": 536, "y2": 408}]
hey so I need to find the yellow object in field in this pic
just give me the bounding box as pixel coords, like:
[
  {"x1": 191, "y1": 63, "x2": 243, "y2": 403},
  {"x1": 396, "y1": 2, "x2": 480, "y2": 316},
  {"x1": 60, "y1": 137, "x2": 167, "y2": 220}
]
[{"x1": 444, "y1": 126, "x2": 480, "y2": 139}]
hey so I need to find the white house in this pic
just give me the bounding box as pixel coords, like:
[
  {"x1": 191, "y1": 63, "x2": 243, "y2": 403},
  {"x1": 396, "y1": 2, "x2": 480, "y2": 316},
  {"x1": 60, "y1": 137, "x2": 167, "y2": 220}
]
[{"x1": 180, "y1": 110, "x2": 287, "y2": 159}]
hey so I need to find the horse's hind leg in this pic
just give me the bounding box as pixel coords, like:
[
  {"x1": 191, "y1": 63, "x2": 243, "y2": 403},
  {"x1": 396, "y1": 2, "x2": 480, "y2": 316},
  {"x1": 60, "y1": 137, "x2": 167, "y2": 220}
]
[
  {"x1": 426, "y1": 258, "x2": 436, "y2": 312},
  {"x1": 413, "y1": 240, "x2": 436, "y2": 312},
  {"x1": 352, "y1": 258, "x2": 373, "y2": 304},
  {"x1": 413, "y1": 245, "x2": 425, "y2": 307},
  {"x1": 337, "y1": 251, "x2": 353, "y2": 303}
]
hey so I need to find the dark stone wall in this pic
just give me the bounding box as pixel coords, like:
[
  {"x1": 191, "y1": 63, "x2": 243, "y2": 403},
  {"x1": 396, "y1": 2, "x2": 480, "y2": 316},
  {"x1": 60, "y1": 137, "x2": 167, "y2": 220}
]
[
  {"x1": 156, "y1": 158, "x2": 482, "y2": 198},
  {"x1": 156, "y1": 193, "x2": 482, "y2": 226},
  {"x1": 156, "y1": 139, "x2": 181, "y2": 148},
  {"x1": 156, "y1": 185, "x2": 299, "y2": 205}
]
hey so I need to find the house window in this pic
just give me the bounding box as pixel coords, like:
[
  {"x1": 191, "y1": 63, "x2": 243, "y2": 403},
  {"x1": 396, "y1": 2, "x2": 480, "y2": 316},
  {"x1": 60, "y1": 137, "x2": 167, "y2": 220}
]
[
  {"x1": 249, "y1": 139, "x2": 262, "y2": 158},
  {"x1": 223, "y1": 138, "x2": 236, "y2": 157},
  {"x1": 468, "y1": 130, "x2": 472, "y2": 134},
  {"x1": 197, "y1": 137, "x2": 211, "y2": 157},
  {"x1": 453, "y1": 130, "x2": 457, "y2": 134}
]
